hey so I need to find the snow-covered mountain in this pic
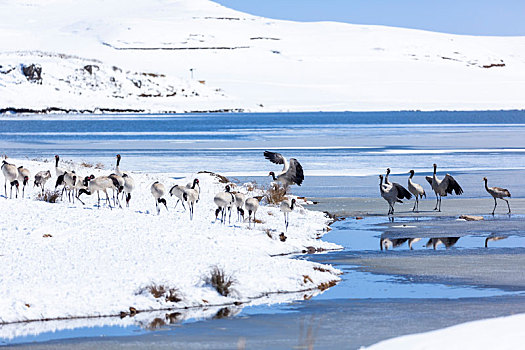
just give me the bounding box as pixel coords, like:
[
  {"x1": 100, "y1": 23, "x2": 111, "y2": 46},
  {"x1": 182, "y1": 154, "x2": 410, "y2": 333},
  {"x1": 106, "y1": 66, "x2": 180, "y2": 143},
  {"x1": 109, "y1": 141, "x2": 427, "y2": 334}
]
[{"x1": 1, "y1": 0, "x2": 524, "y2": 113}]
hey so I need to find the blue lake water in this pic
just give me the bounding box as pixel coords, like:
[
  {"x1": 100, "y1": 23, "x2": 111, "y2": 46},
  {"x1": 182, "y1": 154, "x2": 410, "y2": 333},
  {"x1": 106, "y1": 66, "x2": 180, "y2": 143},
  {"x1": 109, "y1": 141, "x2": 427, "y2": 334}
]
[{"x1": 1, "y1": 111, "x2": 525, "y2": 197}]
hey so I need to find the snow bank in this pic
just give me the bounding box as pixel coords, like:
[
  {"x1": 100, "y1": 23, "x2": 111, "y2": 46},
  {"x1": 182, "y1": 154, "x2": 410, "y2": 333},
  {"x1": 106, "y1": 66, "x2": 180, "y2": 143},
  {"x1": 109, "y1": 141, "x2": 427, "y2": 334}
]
[
  {"x1": 365, "y1": 313, "x2": 525, "y2": 350},
  {"x1": 1, "y1": 0, "x2": 525, "y2": 113},
  {"x1": 0, "y1": 156, "x2": 341, "y2": 327}
]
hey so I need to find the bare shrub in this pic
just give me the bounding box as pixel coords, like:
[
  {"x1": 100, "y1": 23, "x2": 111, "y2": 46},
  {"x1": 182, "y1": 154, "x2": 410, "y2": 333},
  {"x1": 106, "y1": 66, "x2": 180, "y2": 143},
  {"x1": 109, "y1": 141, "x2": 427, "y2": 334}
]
[
  {"x1": 207, "y1": 266, "x2": 235, "y2": 297},
  {"x1": 145, "y1": 284, "x2": 182, "y2": 303},
  {"x1": 265, "y1": 183, "x2": 287, "y2": 204},
  {"x1": 37, "y1": 190, "x2": 61, "y2": 203}
]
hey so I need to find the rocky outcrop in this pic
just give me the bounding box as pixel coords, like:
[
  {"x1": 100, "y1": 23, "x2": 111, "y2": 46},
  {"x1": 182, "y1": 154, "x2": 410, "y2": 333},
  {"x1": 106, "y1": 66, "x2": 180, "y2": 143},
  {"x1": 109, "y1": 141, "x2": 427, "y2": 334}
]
[
  {"x1": 21, "y1": 64, "x2": 42, "y2": 83},
  {"x1": 83, "y1": 65, "x2": 100, "y2": 75}
]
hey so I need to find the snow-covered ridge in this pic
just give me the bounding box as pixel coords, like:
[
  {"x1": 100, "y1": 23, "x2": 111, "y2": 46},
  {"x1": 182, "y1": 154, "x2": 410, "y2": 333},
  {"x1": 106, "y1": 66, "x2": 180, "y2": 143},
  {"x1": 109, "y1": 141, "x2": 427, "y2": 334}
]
[
  {"x1": 1, "y1": 0, "x2": 525, "y2": 113},
  {"x1": 0, "y1": 156, "x2": 341, "y2": 327}
]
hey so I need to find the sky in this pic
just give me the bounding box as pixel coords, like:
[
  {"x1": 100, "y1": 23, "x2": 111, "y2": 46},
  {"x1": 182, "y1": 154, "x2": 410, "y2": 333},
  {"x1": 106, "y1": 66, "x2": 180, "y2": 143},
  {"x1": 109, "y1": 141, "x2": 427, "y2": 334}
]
[{"x1": 214, "y1": 0, "x2": 525, "y2": 36}]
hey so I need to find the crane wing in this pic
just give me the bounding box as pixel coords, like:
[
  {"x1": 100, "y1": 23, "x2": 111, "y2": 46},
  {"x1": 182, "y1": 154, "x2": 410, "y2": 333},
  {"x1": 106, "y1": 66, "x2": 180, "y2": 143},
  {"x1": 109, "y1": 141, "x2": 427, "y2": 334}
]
[
  {"x1": 493, "y1": 187, "x2": 511, "y2": 197},
  {"x1": 393, "y1": 183, "x2": 412, "y2": 200},
  {"x1": 425, "y1": 176, "x2": 433, "y2": 186},
  {"x1": 288, "y1": 158, "x2": 304, "y2": 186},
  {"x1": 264, "y1": 151, "x2": 285, "y2": 165},
  {"x1": 443, "y1": 174, "x2": 463, "y2": 195}
]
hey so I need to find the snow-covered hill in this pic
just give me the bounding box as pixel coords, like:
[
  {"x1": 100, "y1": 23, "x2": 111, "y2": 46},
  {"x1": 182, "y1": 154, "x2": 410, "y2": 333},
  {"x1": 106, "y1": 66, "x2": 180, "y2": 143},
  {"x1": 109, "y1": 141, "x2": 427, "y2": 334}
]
[{"x1": 1, "y1": 0, "x2": 525, "y2": 113}]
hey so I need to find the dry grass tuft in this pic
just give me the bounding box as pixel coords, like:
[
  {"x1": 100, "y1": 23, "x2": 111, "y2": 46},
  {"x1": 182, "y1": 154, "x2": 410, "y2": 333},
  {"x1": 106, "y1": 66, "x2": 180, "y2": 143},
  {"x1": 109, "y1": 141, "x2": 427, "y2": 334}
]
[
  {"x1": 318, "y1": 280, "x2": 338, "y2": 291},
  {"x1": 265, "y1": 229, "x2": 273, "y2": 239},
  {"x1": 146, "y1": 284, "x2": 182, "y2": 303},
  {"x1": 207, "y1": 267, "x2": 235, "y2": 297},
  {"x1": 37, "y1": 190, "x2": 61, "y2": 203},
  {"x1": 265, "y1": 183, "x2": 287, "y2": 204},
  {"x1": 95, "y1": 162, "x2": 104, "y2": 169},
  {"x1": 313, "y1": 266, "x2": 331, "y2": 273},
  {"x1": 80, "y1": 161, "x2": 93, "y2": 168}
]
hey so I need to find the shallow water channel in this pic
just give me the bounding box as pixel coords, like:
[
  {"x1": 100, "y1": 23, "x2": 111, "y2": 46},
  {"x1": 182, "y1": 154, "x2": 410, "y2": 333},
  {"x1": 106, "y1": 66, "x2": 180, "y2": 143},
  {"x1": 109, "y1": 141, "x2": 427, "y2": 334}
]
[{"x1": 4, "y1": 213, "x2": 525, "y2": 349}]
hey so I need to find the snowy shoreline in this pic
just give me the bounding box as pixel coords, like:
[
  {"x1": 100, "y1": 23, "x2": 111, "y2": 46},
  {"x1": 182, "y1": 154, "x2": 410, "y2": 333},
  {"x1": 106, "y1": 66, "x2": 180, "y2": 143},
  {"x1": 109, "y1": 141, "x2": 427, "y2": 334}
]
[{"x1": 0, "y1": 157, "x2": 341, "y2": 327}]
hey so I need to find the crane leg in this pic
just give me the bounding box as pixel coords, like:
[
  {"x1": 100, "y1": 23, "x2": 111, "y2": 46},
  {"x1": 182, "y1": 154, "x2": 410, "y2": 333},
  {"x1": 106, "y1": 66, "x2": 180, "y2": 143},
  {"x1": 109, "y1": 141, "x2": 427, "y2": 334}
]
[
  {"x1": 504, "y1": 199, "x2": 511, "y2": 214},
  {"x1": 105, "y1": 191, "x2": 112, "y2": 209},
  {"x1": 492, "y1": 198, "x2": 497, "y2": 215}
]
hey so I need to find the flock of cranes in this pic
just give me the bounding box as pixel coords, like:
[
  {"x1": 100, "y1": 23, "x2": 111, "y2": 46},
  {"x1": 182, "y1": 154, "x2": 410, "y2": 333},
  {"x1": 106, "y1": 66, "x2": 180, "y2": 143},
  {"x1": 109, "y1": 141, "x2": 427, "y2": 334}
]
[
  {"x1": 379, "y1": 164, "x2": 511, "y2": 215},
  {"x1": 1, "y1": 151, "x2": 305, "y2": 231},
  {"x1": 1, "y1": 151, "x2": 514, "y2": 229}
]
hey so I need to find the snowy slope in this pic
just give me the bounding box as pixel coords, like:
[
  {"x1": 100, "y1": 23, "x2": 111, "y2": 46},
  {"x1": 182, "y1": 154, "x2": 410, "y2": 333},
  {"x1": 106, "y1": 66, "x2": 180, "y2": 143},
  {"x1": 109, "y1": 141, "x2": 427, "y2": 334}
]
[
  {"x1": 366, "y1": 313, "x2": 525, "y2": 350},
  {"x1": 1, "y1": 0, "x2": 525, "y2": 113},
  {"x1": 0, "y1": 156, "x2": 341, "y2": 325}
]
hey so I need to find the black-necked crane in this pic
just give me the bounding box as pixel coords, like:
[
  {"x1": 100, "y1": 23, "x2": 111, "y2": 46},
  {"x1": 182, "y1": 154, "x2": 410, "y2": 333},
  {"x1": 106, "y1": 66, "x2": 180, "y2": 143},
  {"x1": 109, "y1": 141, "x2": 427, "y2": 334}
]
[
  {"x1": 122, "y1": 173, "x2": 135, "y2": 207},
  {"x1": 483, "y1": 177, "x2": 511, "y2": 215},
  {"x1": 280, "y1": 198, "x2": 296, "y2": 231},
  {"x1": 264, "y1": 151, "x2": 304, "y2": 189},
  {"x1": 115, "y1": 154, "x2": 134, "y2": 206},
  {"x1": 183, "y1": 187, "x2": 199, "y2": 220},
  {"x1": 109, "y1": 173, "x2": 125, "y2": 208},
  {"x1": 55, "y1": 171, "x2": 77, "y2": 202},
  {"x1": 214, "y1": 185, "x2": 235, "y2": 224},
  {"x1": 2, "y1": 160, "x2": 19, "y2": 198},
  {"x1": 234, "y1": 192, "x2": 246, "y2": 222},
  {"x1": 54, "y1": 155, "x2": 66, "y2": 178},
  {"x1": 79, "y1": 175, "x2": 119, "y2": 208},
  {"x1": 34, "y1": 170, "x2": 52, "y2": 195},
  {"x1": 169, "y1": 184, "x2": 186, "y2": 210},
  {"x1": 151, "y1": 182, "x2": 168, "y2": 214},
  {"x1": 244, "y1": 197, "x2": 259, "y2": 227},
  {"x1": 379, "y1": 174, "x2": 412, "y2": 215},
  {"x1": 385, "y1": 168, "x2": 412, "y2": 200},
  {"x1": 186, "y1": 178, "x2": 201, "y2": 202},
  {"x1": 425, "y1": 164, "x2": 463, "y2": 212},
  {"x1": 115, "y1": 154, "x2": 124, "y2": 176},
  {"x1": 17, "y1": 166, "x2": 30, "y2": 198},
  {"x1": 408, "y1": 170, "x2": 426, "y2": 212}
]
